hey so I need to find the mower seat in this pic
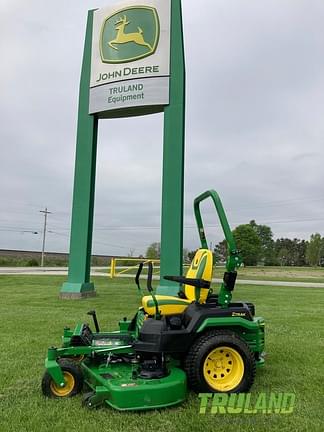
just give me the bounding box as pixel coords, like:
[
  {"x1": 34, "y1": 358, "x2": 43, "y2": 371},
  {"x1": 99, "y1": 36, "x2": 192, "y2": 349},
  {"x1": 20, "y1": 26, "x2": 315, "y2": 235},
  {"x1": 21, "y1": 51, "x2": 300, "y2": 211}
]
[{"x1": 142, "y1": 249, "x2": 213, "y2": 316}]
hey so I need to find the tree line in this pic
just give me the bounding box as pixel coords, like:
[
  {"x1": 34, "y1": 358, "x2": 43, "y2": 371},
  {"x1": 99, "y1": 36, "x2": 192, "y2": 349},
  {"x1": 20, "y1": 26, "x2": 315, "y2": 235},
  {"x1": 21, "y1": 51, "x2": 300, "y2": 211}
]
[
  {"x1": 145, "y1": 221, "x2": 324, "y2": 267},
  {"x1": 213, "y1": 220, "x2": 323, "y2": 266}
]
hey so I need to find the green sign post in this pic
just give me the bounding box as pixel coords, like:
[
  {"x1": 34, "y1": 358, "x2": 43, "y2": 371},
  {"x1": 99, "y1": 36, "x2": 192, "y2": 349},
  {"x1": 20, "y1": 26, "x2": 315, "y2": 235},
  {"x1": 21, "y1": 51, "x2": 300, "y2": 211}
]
[{"x1": 60, "y1": 0, "x2": 185, "y2": 298}]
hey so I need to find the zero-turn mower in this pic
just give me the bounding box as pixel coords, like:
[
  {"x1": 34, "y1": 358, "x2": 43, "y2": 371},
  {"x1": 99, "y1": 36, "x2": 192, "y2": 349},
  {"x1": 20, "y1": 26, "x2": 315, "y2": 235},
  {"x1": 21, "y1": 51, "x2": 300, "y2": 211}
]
[{"x1": 41, "y1": 190, "x2": 265, "y2": 410}]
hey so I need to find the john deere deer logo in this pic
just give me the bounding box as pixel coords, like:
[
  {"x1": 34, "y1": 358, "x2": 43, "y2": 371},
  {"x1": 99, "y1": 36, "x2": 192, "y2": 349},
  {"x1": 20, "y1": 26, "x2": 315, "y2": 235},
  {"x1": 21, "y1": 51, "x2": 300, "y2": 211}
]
[
  {"x1": 100, "y1": 6, "x2": 160, "y2": 64},
  {"x1": 109, "y1": 15, "x2": 153, "y2": 52}
]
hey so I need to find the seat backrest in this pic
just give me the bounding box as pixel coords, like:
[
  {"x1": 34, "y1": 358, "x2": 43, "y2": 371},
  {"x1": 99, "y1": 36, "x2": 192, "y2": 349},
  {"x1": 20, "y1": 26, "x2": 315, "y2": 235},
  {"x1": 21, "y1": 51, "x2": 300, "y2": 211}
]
[{"x1": 184, "y1": 249, "x2": 213, "y2": 303}]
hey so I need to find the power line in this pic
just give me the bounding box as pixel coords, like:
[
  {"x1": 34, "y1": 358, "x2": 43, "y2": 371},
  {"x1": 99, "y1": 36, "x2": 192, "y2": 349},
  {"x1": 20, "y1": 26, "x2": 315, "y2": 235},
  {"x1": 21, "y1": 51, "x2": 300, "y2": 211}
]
[
  {"x1": 48, "y1": 230, "x2": 136, "y2": 250},
  {"x1": 0, "y1": 226, "x2": 39, "y2": 231},
  {"x1": 1, "y1": 214, "x2": 324, "y2": 235}
]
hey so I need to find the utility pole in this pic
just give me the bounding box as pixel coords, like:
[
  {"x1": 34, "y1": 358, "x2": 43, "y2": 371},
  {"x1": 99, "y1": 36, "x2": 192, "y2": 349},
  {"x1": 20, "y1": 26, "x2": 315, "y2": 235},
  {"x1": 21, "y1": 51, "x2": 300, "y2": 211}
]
[{"x1": 40, "y1": 208, "x2": 51, "y2": 267}]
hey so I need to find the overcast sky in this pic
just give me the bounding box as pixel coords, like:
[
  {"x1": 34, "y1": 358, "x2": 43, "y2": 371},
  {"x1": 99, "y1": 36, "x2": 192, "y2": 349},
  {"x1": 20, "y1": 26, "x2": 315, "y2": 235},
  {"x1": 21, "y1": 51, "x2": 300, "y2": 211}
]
[{"x1": 1, "y1": 0, "x2": 324, "y2": 257}]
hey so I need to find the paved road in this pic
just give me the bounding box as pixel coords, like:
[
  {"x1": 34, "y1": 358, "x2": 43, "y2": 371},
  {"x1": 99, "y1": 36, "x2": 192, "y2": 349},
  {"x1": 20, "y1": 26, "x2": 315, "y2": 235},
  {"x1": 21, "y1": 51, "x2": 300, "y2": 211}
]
[
  {"x1": 0, "y1": 266, "x2": 69, "y2": 275},
  {"x1": 0, "y1": 267, "x2": 107, "y2": 276},
  {"x1": 0, "y1": 267, "x2": 323, "y2": 288}
]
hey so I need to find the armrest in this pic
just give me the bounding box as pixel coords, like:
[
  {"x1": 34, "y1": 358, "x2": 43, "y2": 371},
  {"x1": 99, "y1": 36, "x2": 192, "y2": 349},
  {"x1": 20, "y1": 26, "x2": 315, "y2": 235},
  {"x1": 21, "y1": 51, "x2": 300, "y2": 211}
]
[{"x1": 163, "y1": 275, "x2": 210, "y2": 289}]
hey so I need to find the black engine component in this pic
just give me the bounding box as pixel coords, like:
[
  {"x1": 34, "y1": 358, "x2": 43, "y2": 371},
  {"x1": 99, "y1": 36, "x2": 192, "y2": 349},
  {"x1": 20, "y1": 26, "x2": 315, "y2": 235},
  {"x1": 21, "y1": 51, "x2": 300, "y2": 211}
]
[
  {"x1": 168, "y1": 316, "x2": 183, "y2": 330},
  {"x1": 138, "y1": 357, "x2": 169, "y2": 379},
  {"x1": 134, "y1": 303, "x2": 254, "y2": 354}
]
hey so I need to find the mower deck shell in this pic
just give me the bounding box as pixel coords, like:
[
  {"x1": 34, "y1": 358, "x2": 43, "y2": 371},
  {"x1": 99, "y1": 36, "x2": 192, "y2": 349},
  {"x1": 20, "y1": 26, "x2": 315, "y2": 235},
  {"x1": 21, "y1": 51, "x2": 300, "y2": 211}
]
[{"x1": 82, "y1": 360, "x2": 187, "y2": 410}]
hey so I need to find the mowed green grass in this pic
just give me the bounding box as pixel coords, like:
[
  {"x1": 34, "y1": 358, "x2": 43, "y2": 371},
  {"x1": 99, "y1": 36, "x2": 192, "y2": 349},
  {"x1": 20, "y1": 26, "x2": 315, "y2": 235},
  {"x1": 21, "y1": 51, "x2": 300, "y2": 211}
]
[
  {"x1": 111, "y1": 265, "x2": 324, "y2": 283},
  {"x1": 230, "y1": 266, "x2": 324, "y2": 283},
  {"x1": 0, "y1": 276, "x2": 323, "y2": 432}
]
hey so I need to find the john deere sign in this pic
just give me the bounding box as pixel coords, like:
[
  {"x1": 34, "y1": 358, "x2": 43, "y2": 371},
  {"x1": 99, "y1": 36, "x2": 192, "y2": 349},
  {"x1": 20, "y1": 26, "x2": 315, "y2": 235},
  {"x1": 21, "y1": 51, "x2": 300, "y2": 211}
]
[
  {"x1": 61, "y1": 0, "x2": 185, "y2": 299},
  {"x1": 90, "y1": 0, "x2": 170, "y2": 116},
  {"x1": 100, "y1": 7, "x2": 159, "y2": 63}
]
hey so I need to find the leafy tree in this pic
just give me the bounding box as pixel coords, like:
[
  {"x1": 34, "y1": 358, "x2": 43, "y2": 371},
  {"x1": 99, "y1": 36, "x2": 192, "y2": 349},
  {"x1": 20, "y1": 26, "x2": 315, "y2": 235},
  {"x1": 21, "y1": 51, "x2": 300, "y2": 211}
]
[
  {"x1": 249, "y1": 220, "x2": 275, "y2": 265},
  {"x1": 145, "y1": 242, "x2": 160, "y2": 259},
  {"x1": 214, "y1": 240, "x2": 227, "y2": 263},
  {"x1": 188, "y1": 248, "x2": 218, "y2": 265},
  {"x1": 275, "y1": 238, "x2": 308, "y2": 266},
  {"x1": 145, "y1": 244, "x2": 192, "y2": 262},
  {"x1": 232, "y1": 224, "x2": 261, "y2": 266},
  {"x1": 306, "y1": 233, "x2": 323, "y2": 266},
  {"x1": 183, "y1": 248, "x2": 191, "y2": 263},
  {"x1": 277, "y1": 247, "x2": 289, "y2": 266},
  {"x1": 187, "y1": 250, "x2": 196, "y2": 262},
  {"x1": 291, "y1": 238, "x2": 308, "y2": 266}
]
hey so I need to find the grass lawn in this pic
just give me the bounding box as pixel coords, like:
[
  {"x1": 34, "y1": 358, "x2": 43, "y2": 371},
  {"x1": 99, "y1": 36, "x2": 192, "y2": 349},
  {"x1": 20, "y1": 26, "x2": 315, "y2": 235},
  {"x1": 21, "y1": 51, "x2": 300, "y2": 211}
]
[
  {"x1": 230, "y1": 266, "x2": 324, "y2": 283},
  {"x1": 0, "y1": 275, "x2": 323, "y2": 432},
  {"x1": 110, "y1": 265, "x2": 324, "y2": 283}
]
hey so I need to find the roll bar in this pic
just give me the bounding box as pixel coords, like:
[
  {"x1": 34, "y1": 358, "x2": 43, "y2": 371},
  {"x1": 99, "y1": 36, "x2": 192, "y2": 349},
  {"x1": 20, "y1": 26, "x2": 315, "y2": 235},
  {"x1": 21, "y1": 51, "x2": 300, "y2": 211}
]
[{"x1": 194, "y1": 190, "x2": 242, "y2": 307}]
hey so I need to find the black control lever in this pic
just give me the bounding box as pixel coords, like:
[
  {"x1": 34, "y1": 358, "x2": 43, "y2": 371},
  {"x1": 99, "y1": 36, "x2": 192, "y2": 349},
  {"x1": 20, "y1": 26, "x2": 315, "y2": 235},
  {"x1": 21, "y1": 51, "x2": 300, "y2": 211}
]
[
  {"x1": 135, "y1": 262, "x2": 144, "y2": 295},
  {"x1": 87, "y1": 310, "x2": 100, "y2": 333},
  {"x1": 147, "y1": 261, "x2": 153, "y2": 293}
]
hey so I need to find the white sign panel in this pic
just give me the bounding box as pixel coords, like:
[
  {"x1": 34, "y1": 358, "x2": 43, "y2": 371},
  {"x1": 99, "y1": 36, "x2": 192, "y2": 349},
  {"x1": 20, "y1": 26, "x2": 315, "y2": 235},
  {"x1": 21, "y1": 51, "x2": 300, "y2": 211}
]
[{"x1": 89, "y1": 0, "x2": 171, "y2": 115}]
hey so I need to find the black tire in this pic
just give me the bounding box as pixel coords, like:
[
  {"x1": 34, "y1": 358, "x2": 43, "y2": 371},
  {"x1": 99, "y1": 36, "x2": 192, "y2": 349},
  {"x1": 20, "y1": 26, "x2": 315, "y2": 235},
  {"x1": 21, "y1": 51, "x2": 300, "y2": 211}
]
[
  {"x1": 82, "y1": 391, "x2": 97, "y2": 409},
  {"x1": 184, "y1": 329, "x2": 256, "y2": 393},
  {"x1": 41, "y1": 359, "x2": 84, "y2": 398}
]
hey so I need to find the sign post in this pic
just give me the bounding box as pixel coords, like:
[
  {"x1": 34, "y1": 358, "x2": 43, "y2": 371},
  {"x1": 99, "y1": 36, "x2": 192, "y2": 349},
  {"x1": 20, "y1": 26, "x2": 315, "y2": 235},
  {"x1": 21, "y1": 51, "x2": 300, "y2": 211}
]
[
  {"x1": 158, "y1": 0, "x2": 185, "y2": 295},
  {"x1": 60, "y1": 0, "x2": 185, "y2": 298}
]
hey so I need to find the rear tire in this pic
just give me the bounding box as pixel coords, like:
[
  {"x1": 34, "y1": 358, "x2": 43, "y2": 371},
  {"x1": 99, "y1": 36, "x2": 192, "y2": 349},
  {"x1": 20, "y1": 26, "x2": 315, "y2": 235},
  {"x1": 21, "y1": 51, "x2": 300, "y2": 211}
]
[{"x1": 184, "y1": 329, "x2": 256, "y2": 393}]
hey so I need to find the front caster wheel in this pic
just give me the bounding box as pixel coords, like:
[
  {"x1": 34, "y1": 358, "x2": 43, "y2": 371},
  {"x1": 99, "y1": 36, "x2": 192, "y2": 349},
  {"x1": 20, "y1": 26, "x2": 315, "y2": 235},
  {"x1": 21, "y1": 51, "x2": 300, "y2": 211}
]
[
  {"x1": 82, "y1": 391, "x2": 98, "y2": 409},
  {"x1": 185, "y1": 330, "x2": 256, "y2": 393},
  {"x1": 41, "y1": 359, "x2": 83, "y2": 398}
]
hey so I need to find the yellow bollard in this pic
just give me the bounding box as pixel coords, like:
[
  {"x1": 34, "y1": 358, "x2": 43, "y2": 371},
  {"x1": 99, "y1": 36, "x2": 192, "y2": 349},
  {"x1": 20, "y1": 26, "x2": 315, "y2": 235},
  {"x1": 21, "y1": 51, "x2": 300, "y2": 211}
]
[{"x1": 110, "y1": 258, "x2": 116, "y2": 278}]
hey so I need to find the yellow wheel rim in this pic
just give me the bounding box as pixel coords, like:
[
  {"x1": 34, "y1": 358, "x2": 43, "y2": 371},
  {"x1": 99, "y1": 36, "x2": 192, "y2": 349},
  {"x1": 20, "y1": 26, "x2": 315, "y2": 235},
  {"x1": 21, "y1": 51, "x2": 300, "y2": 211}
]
[
  {"x1": 50, "y1": 371, "x2": 75, "y2": 397},
  {"x1": 203, "y1": 346, "x2": 244, "y2": 391}
]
